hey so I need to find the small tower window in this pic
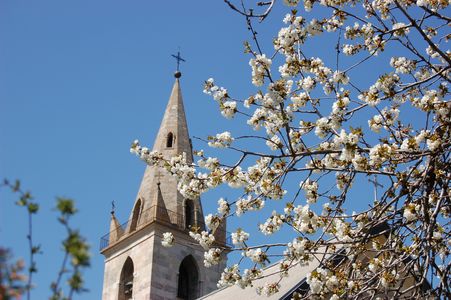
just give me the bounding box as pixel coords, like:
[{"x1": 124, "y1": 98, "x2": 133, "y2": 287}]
[
  {"x1": 130, "y1": 199, "x2": 141, "y2": 232},
  {"x1": 177, "y1": 255, "x2": 199, "y2": 300},
  {"x1": 184, "y1": 200, "x2": 194, "y2": 229},
  {"x1": 166, "y1": 132, "x2": 174, "y2": 148},
  {"x1": 118, "y1": 257, "x2": 134, "y2": 300}
]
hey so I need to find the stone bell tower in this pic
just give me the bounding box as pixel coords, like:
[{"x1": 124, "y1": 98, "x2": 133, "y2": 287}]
[{"x1": 100, "y1": 71, "x2": 228, "y2": 300}]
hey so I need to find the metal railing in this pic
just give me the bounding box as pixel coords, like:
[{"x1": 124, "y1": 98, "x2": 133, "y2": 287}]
[{"x1": 100, "y1": 205, "x2": 232, "y2": 251}]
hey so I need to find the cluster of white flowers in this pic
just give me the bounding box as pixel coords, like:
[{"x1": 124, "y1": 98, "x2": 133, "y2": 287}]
[
  {"x1": 203, "y1": 78, "x2": 228, "y2": 102},
  {"x1": 231, "y1": 228, "x2": 250, "y2": 246},
  {"x1": 275, "y1": 15, "x2": 306, "y2": 56},
  {"x1": 189, "y1": 231, "x2": 215, "y2": 250},
  {"x1": 284, "y1": 237, "x2": 309, "y2": 260},
  {"x1": 412, "y1": 89, "x2": 443, "y2": 112},
  {"x1": 130, "y1": 140, "x2": 164, "y2": 166},
  {"x1": 392, "y1": 22, "x2": 410, "y2": 37},
  {"x1": 256, "y1": 282, "x2": 281, "y2": 296},
  {"x1": 168, "y1": 153, "x2": 207, "y2": 199},
  {"x1": 217, "y1": 198, "x2": 230, "y2": 215},
  {"x1": 368, "y1": 107, "x2": 399, "y2": 132},
  {"x1": 249, "y1": 54, "x2": 272, "y2": 86},
  {"x1": 306, "y1": 268, "x2": 340, "y2": 296},
  {"x1": 300, "y1": 179, "x2": 319, "y2": 204},
  {"x1": 266, "y1": 134, "x2": 282, "y2": 151},
  {"x1": 161, "y1": 232, "x2": 175, "y2": 248},
  {"x1": 197, "y1": 156, "x2": 219, "y2": 170},
  {"x1": 244, "y1": 248, "x2": 268, "y2": 265},
  {"x1": 390, "y1": 57, "x2": 416, "y2": 74},
  {"x1": 334, "y1": 129, "x2": 359, "y2": 162},
  {"x1": 220, "y1": 101, "x2": 237, "y2": 119},
  {"x1": 259, "y1": 211, "x2": 285, "y2": 235},
  {"x1": 374, "y1": 73, "x2": 400, "y2": 96},
  {"x1": 332, "y1": 218, "x2": 353, "y2": 243},
  {"x1": 369, "y1": 143, "x2": 396, "y2": 167},
  {"x1": 133, "y1": 2, "x2": 450, "y2": 297},
  {"x1": 332, "y1": 71, "x2": 349, "y2": 85},
  {"x1": 300, "y1": 76, "x2": 316, "y2": 92},
  {"x1": 235, "y1": 195, "x2": 265, "y2": 216},
  {"x1": 358, "y1": 85, "x2": 380, "y2": 106},
  {"x1": 205, "y1": 214, "x2": 221, "y2": 232},
  {"x1": 336, "y1": 172, "x2": 353, "y2": 191},
  {"x1": 204, "y1": 248, "x2": 222, "y2": 267},
  {"x1": 291, "y1": 204, "x2": 321, "y2": 234},
  {"x1": 343, "y1": 44, "x2": 361, "y2": 55},
  {"x1": 427, "y1": 135, "x2": 441, "y2": 151},
  {"x1": 403, "y1": 203, "x2": 419, "y2": 222},
  {"x1": 217, "y1": 264, "x2": 241, "y2": 288},
  {"x1": 290, "y1": 92, "x2": 309, "y2": 109},
  {"x1": 208, "y1": 131, "x2": 234, "y2": 148},
  {"x1": 218, "y1": 267, "x2": 263, "y2": 290},
  {"x1": 315, "y1": 117, "x2": 331, "y2": 138}
]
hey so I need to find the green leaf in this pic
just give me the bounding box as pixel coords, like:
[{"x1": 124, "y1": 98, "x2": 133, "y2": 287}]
[
  {"x1": 28, "y1": 203, "x2": 39, "y2": 214},
  {"x1": 56, "y1": 198, "x2": 77, "y2": 215}
]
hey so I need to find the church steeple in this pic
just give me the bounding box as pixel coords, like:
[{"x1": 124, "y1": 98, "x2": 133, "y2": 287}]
[
  {"x1": 100, "y1": 69, "x2": 226, "y2": 300},
  {"x1": 150, "y1": 74, "x2": 192, "y2": 161},
  {"x1": 131, "y1": 73, "x2": 198, "y2": 229}
]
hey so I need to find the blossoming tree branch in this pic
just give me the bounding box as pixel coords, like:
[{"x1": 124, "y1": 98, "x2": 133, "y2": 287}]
[{"x1": 132, "y1": 0, "x2": 449, "y2": 298}]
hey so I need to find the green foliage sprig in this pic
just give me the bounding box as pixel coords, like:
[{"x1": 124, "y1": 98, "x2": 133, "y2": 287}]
[{"x1": 1, "y1": 179, "x2": 91, "y2": 300}]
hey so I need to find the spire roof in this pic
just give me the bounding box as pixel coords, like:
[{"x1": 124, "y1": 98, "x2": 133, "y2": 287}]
[
  {"x1": 132, "y1": 75, "x2": 194, "y2": 225},
  {"x1": 108, "y1": 212, "x2": 123, "y2": 243},
  {"x1": 151, "y1": 76, "x2": 193, "y2": 161}
]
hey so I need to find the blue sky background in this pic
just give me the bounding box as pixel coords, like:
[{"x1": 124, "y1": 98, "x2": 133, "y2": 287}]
[
  {"x1": 0, "y1": 1, "x2": 430, "y2": 299},
  {"x1": 0, "y1": 1, "x2": 279, "y2": 298}
]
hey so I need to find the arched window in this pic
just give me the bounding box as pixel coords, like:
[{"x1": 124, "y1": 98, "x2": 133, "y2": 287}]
[
  {"x1": 177, "y1": 255, "x2": 199, "y2": 300},
  {"x1": 184, "y1": 200, "x2": 194, "y2": 229},
  {"x1": 118, "y1": 257, "x2": 134, "y2": 300},
  {"x1": 130, "y1": 199, "x2": 141, "y2": 232},
  {"x1": 166, "y1": 132, "x2": 174, "y2": 148}
]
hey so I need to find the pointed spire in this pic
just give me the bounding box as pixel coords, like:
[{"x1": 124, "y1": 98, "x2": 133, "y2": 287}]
[
  {"x1": 151, "y1": 76, "x2": 193, "y2": 162},
  {"x1": 109, "y1": 212, "x2": 123, "y2": 244},
  {"x1": 132, "y1": 75, "x2": 194, "y2": 225}
]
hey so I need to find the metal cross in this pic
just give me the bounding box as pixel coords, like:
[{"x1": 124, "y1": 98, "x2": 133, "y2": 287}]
[
  {"x1": 368, "y1": 175, "x2": 383, "y2": 202},
  {"x1": 171, "y1": 50, "x2": 186, "y2": 72}
]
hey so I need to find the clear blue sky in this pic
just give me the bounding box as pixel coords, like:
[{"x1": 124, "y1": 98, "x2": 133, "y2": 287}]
[
  {"x1": 0, "y1": 1, "x2": 280, "y2": 298},
  {"x1": 0, "y1": 1, "x2": 425, "y2": 299}
]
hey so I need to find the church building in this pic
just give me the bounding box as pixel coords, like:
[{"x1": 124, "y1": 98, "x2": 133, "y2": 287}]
[
  {"x1": 99, "y1": 68, "x2": 431, "y2": 300},
  {"x1": 99, "y1": 70, "x2": 228, "y2": 300}
]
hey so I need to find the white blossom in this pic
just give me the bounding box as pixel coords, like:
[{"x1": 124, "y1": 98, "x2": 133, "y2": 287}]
[
  {"x1": 161, "y1": 232, "x2": 175, "y2": 248},
  {"x1": 231, "y1": 228, "x2": 250, "y2": 246},
  {"x1": 249, "y1": 54, "x2": 272, "y2": 86},
  {"x1": 204, "y1": 248, "x2": 222, "y2": 267},
  {"x1": 208, "y1": 131, "x2": 234, "y2": 148}
]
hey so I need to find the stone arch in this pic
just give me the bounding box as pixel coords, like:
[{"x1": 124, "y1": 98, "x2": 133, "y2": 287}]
[
  {"x1": 177, "y1": 255, "x2": 199, "y2": 300},
  {"x1": 118, "y1": 257, "x2": 134, "y2": 300},
  {"x1": 129, "y1": 199, "x2": 141, "y2": 232},
  {"x1": 184, "y1": 200, "x2": 195, "y2": 229},
  {"x1": 166, "y1": 132, "x2": 174, "y2": 148}
]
